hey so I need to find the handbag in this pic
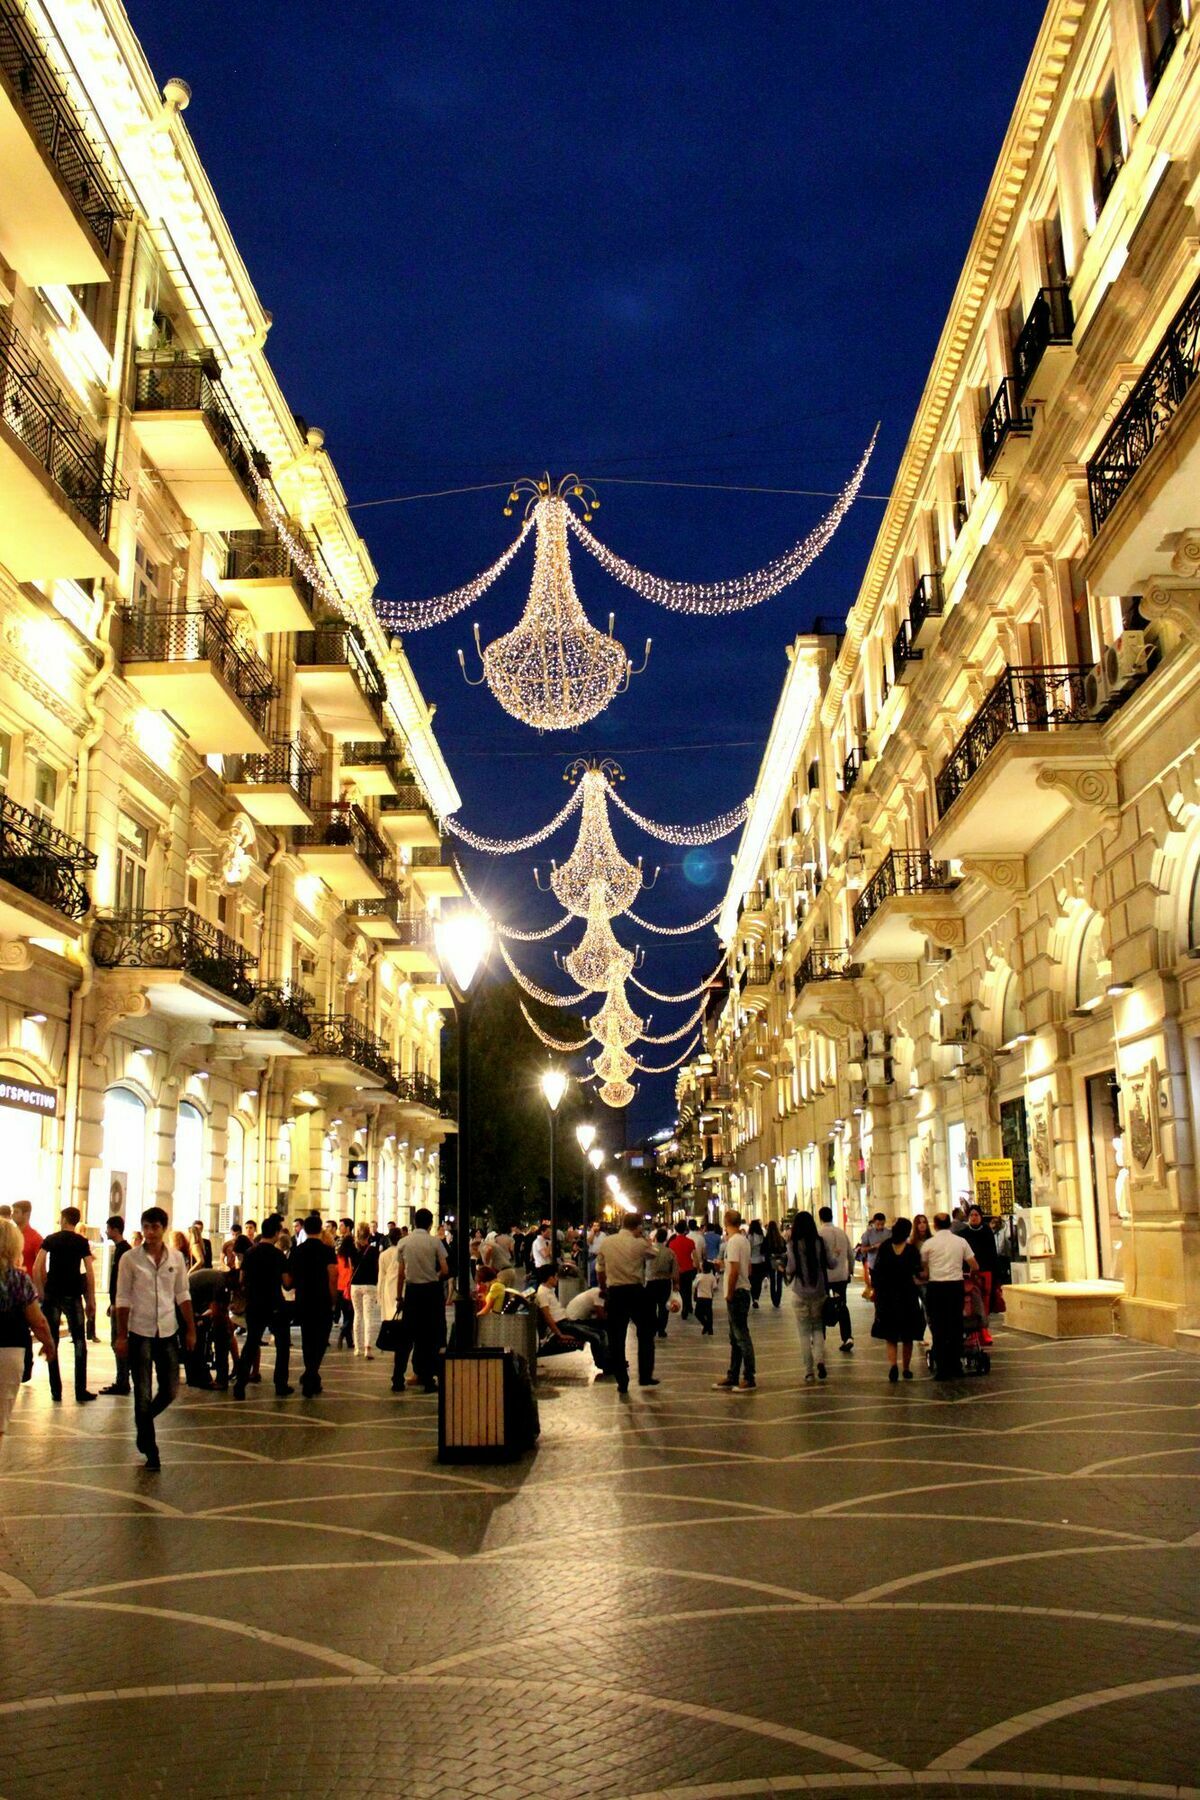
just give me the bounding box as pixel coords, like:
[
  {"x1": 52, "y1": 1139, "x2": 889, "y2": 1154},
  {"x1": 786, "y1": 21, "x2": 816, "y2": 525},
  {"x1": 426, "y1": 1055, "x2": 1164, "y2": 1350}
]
[
  {"x1": 821, "y1": 1292, "x2": 841, "y2": 1329},
  {"x1": 376, "y1": 1306, "x2": 403, "y2": 1352}
]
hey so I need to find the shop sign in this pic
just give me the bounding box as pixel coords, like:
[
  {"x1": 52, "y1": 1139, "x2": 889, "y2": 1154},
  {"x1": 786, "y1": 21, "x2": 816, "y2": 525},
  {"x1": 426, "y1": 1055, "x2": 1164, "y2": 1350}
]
[
  {"x1": 0, "y1": 1077, "x2": 57, "y2": 1117},
  {"x1": 348, "y1": 1158, "x2": 369, "y2": 1183},
  {"x1": 973, "y1": 1156, "x2": 1015, "y2": 1214}
]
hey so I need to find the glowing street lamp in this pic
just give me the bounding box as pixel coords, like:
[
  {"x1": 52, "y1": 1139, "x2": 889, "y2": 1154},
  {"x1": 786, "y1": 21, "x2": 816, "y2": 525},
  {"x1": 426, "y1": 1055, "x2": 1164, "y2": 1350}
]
[
  {"x1": 432, "y1": 905, "x2": 492, "y2": 1349},
  {"x1": 540, "y1": 1065, "x2": 569, "y2": 1273},
  {"x1": 575, "y1": 1118, "x2": 598, "y2": 1242}
]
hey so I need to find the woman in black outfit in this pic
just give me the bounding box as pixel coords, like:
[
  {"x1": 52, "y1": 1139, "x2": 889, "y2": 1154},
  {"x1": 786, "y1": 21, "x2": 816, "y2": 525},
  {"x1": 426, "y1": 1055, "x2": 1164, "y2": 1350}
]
[
  {"x1": 960, "y1": 1203, "x2": 1000, "y2": 1340},
  {"x1": 870, "y1": 1218, "x2": 925, "y2": 1383},
  {"x1": 764, "y1": 1220, "x2": 788, "y2": 1307}
]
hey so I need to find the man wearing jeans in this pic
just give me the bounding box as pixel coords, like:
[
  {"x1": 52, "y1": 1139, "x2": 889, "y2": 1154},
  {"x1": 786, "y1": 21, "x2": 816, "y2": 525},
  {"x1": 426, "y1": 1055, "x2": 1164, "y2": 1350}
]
[
  {"x1": 32, "y1": 1206, "x2": 96, "y2": 1405},
  {"x1": 114, "y1": 1208, "x2": 195, "y2": 1471},
  {"x1": 713, "y1": 1210, "x2": 755, "y2": 1392}
]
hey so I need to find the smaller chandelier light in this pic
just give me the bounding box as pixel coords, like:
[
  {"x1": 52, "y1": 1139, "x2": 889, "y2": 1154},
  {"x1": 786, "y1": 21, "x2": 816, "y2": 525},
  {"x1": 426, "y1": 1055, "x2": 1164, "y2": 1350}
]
[
  {"x1": 562, "y1": 880, "x2": 636, "y2": 992},
  {"x1": 593, "y1": 1041, "x2": 636, "y2": 1083},
  {"x1": 543, "y1": 762, "x2": 648, "y2": 920},
  {"x1": 588, "y1": 977, "x2": 645, "y2": 1049},
  {"x1": 599, "y1": 1079, "x2": 637, "y2": 1110}
]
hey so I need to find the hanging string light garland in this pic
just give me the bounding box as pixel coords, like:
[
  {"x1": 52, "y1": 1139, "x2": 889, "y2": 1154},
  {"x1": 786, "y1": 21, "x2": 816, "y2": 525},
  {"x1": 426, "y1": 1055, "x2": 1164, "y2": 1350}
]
[
  {"x1": 626, "y1": 899, "x2": 722, "y2": 935},
  {"x1": 630, "y1": 956, "x2": 724, "y2": 1003},
  {"x1": 520, "y1": 1001, "x2": 591, "y2": 1054},
  {"x1": 373, "y1": 516, "x2": 535, "y2": 634},
  {"x1": 638, "y1": 999, "x2": 708, "y2": 1044},
  {"x1": 497, "y1": 940, "x2": 590, "y2": 1007},
  {"x1": 564, "y1": 430, "x2": 878, "y2": 615},
  {"x1": 445, "y1": 784, "x2": 584, "y2": 853},
  {"x1": 453, "y1": 863, "x2": 573, "y2": 942},
  {"x1": 632, "y1": 1036, "x2": 700, "y2": 1075},
  {"x1": 607, "y1": 787, "x2": 750, "y2": 844}
]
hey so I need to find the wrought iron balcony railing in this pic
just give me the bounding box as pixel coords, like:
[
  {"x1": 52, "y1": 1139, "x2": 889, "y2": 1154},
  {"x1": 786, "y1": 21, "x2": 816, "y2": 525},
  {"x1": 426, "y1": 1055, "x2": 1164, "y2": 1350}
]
[
  {"x1": 393, "y1": 1069, "x2": 446, "y2": 1114},
  {"x1": 841, "y1": 748, "x2": 862, "y2": 796},
  {"x1": 853, "y1": 850, "x2": 954, "y2": 939},
  {"x1": 293, "y1": 802, "x2": 389, "y2": 881},
  {"x1": 120, "y1": 599, "x2": 278, "y2": 728},
  {"x1": 225, "y1": 740, "x2": 318, "y2": 808},
  {"x1": 908, "y1": 572, "x2": 945, "y2": 639},
  {"x1": 348, "y1": 899, "x2": 431, "y2": 943},
  {"x1": 133, "y1": 351, "x2": 267, "y2": 497},
  {"x1": 1088, "y1": 269, "x2": 1200, "y2": 533},
  {"x1": 934, "y1": 664, "x2": 1092, "y2": 818},
  {"x1": 0, "y1": 0, "x2": 127, "y2": 256},
  {"x1": 411, "y1": 838, "x2": 456, "y2": 869},
  {"x1": 294, "y1": 625, "x2": 386, "y2": 718},
  {"x1": 794, "y1": 948, "x2": 857, "y2": 995},
  {"x1": 0, "y1": 316, "x2": 126, "y2": 537},
  {"x1": 246, "y1": 982, "x2": 314, "y2": 1040},
  {"x1": 341, "y1": 735, "x2": 410, "y2": 776},
  {"x1": 223, "y1": 528, "x2": 315, "y2": 613},
  {"x1": 891, "y1": 618, "x2": 922, "y2": 683},
  {"x1": 306, "y1": 1013, "x2": 392, "y2": 1081},
  {"x1": 92, "y1": 906, "x2": 256, "y2": 1005},
  {"x1": 740, "y1": 959, "x2": 772, "y2": 990},
  {"x1": 1013, "y1": 285, "x2": 1073, "y2": 402},
  {"x1": 980, "y1": 375, "x2": 1033, "y2": 476},
  {"x1": 0, "y1": 792, "x2": 95, "y2": 920}
]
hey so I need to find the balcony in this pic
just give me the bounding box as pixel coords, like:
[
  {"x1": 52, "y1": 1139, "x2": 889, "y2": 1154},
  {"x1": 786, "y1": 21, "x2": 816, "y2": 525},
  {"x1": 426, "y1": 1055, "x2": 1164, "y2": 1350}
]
[
  {"x1": 1013, "y1": 285, "x2": 1074, "y2": 406},
  {"x1": 340, "y1": 735, "x2": 410, "y2": 798},
  {"x1": 907, "y1": 572, "x2": 945, "y2": 648},
  {"x1": 929, "y1": 665, "x2": 1107, "y2": 860},
  {"x1": 347, "y1": 899, "x2": 437, "y2": 967},
  {"x1": 130, "y1": 352, "x2": 263, "y2": 531},
  {"x1": 378, "y1": 786, "x2": 441, "y2": 849},
  {"x1": 224, "y1": 740, "x2": 317, "y2": 827},
  {"x1": 891, "y1": 619, "x2": 922, "y2": 684},
  {"x1": 841, "y1": 748, "x2": 862, "y2": 797},
  {"x1": 299, "y1": 1013, "x2": 394, "y2": 1092},
  {"x1": 292, "y1": 802, "x2": 390, "y2": 901},
  {"x1": 1085, "y1": 270, "x2": 1200, "y2": 594},
  {"x1": 213, "y1": 982, "x2": 315, "y2": 1060},
  {"x1": 215, "y1": 528, "x2": 316, "y2": 633},
  {"x1": 851, "y1": 850, "x2": 958, "y2": 962},
  {"x1": 409, "y1": 972, "x2": 454, "y2": 1013},
  {"x1": 410, "y1": 839, "x2": 464, "y2": 902},
  {"x1": 0, "y1": 793, "x2": 94, "y2": 941},
  {"x1": 793, "y1": 948, "x2": 861, "y2": 1026},
  {"x1": 120, "y1": 600, "x2": 276, "y2": 754},
  {"x1": 0, "y1": 0, "x2": 125, "y2": 284},
  {"x1": 0, "y1": 316, "x2": 123, "y2": 579},
  {"x1": 738, "y1": 958, "x2": 773, "y2": 1013},
  {"x1": 294, "y1": 625, "x2": 387, "y2": 742},
  {"x1": 980, "y1": 375, "x2": 1033, "y2": 480},
  {"x1": 91, "y1": 906, "x2": 256, "y2": 1022}
]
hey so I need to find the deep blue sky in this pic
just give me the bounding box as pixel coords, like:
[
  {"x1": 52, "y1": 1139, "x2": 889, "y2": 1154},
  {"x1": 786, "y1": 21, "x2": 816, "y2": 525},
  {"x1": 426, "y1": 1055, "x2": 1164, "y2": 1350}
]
[{"x1": 131, "y1": 0, "x2": 1046, "y2": 1137}]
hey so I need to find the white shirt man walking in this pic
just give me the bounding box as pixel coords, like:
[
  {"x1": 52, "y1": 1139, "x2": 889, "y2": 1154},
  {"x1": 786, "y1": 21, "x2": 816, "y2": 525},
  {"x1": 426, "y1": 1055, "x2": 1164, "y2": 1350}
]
[
  {"x1": 818, "y1": 1206, "x2": 854, "y2": 1353},
  {"x1": 920, "y1": 1212, "x2": 978, "y2": 1379},
  {"x1": 114, "y1": 1207, "x2": 195, "y2": 1471},
  {"x1": 713, "y1": 1210, "x2": 756, "y2": 1392},
  {"x1": 595, "y1": 1219, "x2": 656, "y2": 1394}
]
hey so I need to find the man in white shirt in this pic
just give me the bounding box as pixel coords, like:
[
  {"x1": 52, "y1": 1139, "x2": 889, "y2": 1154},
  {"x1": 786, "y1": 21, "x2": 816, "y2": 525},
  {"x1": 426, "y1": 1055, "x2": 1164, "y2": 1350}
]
[
  {"x1": 392, "y1": 1207, "x2": 448, "y2": 1393},
  {"x1": 920, "y1": 1213, "x2": 978, "y2": 1379},
  {"x1": 114, "y1": 1206, "x2": 195, "y2": 1471},
  {"x1": 713, "y1": 1211, "x2": 756, "y2": 1392},
  {"x1": 596, "y1": 1219, "x2": 656, "y2": 1393},
  {"x1": 534, "y1": 1271, "x2": 608, "y2": 1374},
  {"x1": 818, "y1": 1206, "x2": 854, "y2": 1353},
  {"x1": 529, "y1": 1222, "x2": 553, "y2": 1286}
]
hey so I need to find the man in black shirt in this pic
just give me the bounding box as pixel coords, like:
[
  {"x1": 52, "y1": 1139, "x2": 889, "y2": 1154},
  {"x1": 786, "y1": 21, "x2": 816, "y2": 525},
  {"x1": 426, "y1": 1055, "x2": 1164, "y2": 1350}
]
[
  {"x1": 287, "y1": 1213, "x2": 338, "y2": 1398},
  {"x1": 99, "y1": 1215, "x2": 130, "y2": 1396},
  {"x1": 186, "y1": 1263, "x2": 235, "y2": 1388},
  {"x1": 233, "y1": 1214, "x2": 292, "y2": 1398},
  {"x1": 32, "y1": 1207, "x2": 96, "y2": 1403}
]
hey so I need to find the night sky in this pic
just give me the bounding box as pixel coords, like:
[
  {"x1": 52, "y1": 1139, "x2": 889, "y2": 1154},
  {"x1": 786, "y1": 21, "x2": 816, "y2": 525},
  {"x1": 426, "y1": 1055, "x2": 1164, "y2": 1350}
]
[{"x1": 130, "y1": 0, "x2": 1046, "y2": 1135}]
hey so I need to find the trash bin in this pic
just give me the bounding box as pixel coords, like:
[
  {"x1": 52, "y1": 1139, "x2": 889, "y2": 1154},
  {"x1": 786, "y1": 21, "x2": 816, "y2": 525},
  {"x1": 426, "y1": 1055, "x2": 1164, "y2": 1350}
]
[
  {"x1": 557, "y1": 1272, "x2": 584, "y2": 1308},
  {"x1": 439, "y1": 1349, "x2": 539, "y2": 1462},
  {"x1": 477, "y1": 1307, "x2": 538, "y2": 1371}
]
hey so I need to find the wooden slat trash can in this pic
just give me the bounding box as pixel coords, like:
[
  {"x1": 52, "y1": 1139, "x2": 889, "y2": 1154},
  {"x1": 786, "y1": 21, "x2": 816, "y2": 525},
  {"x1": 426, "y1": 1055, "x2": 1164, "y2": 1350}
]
[{"x1": 438, "y1": 1348, "x2": 539, "y2": 1463}]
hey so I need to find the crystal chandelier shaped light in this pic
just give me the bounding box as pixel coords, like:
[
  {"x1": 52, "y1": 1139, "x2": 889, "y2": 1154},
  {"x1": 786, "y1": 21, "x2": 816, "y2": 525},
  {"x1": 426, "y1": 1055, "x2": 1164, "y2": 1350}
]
[
  {"x1": 541, "y1": 761, "x2": 649, "y2": 920},
  {"x1": 561, "y1": 879, "x2": 636, "y2": 991},
  {"x1": 459, "y1": 477, "x2": 650, "y2": 731},
  {"x1": 598, "y1": 1079, "x2": 637, "y2": 1110}
]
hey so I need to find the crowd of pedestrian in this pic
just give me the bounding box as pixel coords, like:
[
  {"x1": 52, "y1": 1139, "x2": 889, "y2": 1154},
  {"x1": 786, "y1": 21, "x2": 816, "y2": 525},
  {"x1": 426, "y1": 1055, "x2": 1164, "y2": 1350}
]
[{"x1": 0, "y1": 1190, "x2": 1009, "y2": 1466}]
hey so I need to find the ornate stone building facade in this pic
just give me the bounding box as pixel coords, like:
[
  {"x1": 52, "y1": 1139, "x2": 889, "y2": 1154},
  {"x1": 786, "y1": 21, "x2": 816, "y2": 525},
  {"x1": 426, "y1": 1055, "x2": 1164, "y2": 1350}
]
[
  {"x1": 0, "y1": 0, "x2": 460, "y2": 1244},
  {"x1": 684, "y1": 0, "x2": 1200, "y2": 1347}
]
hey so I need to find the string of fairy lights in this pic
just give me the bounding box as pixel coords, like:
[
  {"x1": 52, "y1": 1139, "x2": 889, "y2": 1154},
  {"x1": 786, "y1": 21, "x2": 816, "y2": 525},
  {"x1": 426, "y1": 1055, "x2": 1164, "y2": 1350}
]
[{"x1": 449, "y1": 758, "x2": 741, "y2": 1106}]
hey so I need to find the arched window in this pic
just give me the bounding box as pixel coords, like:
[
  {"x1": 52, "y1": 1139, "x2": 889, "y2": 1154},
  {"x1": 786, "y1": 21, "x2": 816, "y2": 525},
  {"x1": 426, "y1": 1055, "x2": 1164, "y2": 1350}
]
[
  {"x1": 1075, "y1": 913, "x2": 1108, "y2": 1010},
  {"x1": 175, "y1": 1100, "x2": 205, "y2": 1228},
  {"x1": 1188, "y1": 856, "x2": 1200, "y2": 954},
  {"x1": 1000, "y1": 971, "x2": 1025, "y2": 1045},
  {"x1": 102, "y1": 1088, "x2": 147, "y2": 1221}
]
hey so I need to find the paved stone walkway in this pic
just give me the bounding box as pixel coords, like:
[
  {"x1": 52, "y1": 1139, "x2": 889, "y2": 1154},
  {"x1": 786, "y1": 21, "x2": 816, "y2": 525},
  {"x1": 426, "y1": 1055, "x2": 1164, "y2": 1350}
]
[{"x1": 1, "y1": 1296, "x2": 1198, "y2": 1799}]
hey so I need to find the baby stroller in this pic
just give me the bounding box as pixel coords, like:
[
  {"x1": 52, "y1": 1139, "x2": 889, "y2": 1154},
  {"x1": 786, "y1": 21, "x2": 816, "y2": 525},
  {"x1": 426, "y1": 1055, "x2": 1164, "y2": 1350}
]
[{"x1": 961, "y1": 1271, "x2": 992, "y2": 1375}]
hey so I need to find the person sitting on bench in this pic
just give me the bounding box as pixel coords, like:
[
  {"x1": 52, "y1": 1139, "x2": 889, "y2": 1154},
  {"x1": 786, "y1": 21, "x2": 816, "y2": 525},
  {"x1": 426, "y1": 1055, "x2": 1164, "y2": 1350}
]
[{"x1": 534, "y1": 1270, "x2": 608, "y2": 1374}]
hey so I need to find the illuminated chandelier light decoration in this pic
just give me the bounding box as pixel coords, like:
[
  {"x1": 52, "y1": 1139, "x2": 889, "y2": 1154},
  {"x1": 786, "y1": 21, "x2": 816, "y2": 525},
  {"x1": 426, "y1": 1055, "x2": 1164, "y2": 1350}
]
[
  {"x1": 460, "y1": 477, "x2": 650, "y2": 732},
  {"x1": 599, "y1": 1078, "x2": 637, "y2": 1110},
  {"x1": 541, "y1": 761, "x2": 650, "y2": 920},
  {"x1": 593, "y1": 1041, "x2": 636, "y2": 1083},
  {"x1": 372, "y1": 515, "x2": 536, "y2": 634},
  {"x1": 639, "y1": 998, "x2": 708, "y2": 1044},
  {"x1": 566, "y1": 429, "x2": 878, "y2": 614},
  {"x1": 561, "y1": 880, "x2": 636, "y2": 992},
  {"x1": 445, "y1": 784, "x2": 584, "y2": 853},
  {"x1": 497, "y1": 939, "x2": 590, "y2": 1007},
  {"x1": 587, "y1": 975, "x2": 645, "y2": 1049}
]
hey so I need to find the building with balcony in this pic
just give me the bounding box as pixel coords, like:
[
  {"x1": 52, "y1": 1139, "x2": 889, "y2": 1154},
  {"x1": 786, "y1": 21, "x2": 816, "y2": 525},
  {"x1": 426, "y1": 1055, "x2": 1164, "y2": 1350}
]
[
  {"x1": 0, "y1": 0, "x2": 462, "y2": 1239},
  {"x1": 691, "y1": 0, "x2": 1200, "y2": 1351}
]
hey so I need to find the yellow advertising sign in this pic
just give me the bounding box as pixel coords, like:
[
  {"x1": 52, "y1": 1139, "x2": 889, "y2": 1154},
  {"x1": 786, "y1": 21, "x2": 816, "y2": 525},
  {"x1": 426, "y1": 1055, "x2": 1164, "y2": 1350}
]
[{"x1": 972, "y1": 1156, "x2": 1015, "y2": 1215}]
